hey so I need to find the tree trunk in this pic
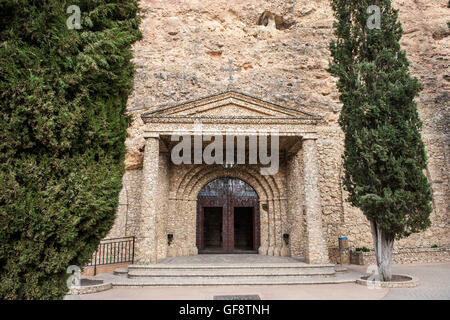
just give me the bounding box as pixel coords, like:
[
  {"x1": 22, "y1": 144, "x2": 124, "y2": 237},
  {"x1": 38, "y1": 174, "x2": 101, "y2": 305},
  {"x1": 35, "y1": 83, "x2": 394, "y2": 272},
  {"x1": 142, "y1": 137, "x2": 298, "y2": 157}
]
[{"x1": 370, "y1": 220, "x2": 394, "y2": 281}]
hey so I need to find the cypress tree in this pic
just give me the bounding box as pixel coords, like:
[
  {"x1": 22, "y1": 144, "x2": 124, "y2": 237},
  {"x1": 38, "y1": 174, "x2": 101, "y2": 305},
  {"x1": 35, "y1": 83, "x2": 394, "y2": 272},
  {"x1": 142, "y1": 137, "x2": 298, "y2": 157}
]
[
  {"x1": 0, "y1": 0, "x2": 141, "y2": 299},
  {"x1": 328, "y1": 0, "x2": 432, "y2": 281}
]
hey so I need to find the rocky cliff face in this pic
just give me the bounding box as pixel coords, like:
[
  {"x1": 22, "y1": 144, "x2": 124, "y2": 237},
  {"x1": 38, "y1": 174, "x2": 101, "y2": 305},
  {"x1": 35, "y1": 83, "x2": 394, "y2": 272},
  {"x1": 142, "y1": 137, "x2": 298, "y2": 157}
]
[{"x1": 122, "y1": 0, "x2": 449, "y2": 249}]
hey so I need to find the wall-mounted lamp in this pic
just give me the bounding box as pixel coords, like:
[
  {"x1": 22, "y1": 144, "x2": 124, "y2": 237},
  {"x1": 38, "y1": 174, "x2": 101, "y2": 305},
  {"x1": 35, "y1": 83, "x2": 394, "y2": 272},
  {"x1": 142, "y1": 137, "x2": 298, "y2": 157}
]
[
  {"x1": 168, "y1": 234, "x2": 174, "y2": 246},
  {"x1": 262, "y1": 204, "x2": 268, "y2": 211},
  {"x1": 283, "y1": 233, "x2": 290, "y2": 246}
]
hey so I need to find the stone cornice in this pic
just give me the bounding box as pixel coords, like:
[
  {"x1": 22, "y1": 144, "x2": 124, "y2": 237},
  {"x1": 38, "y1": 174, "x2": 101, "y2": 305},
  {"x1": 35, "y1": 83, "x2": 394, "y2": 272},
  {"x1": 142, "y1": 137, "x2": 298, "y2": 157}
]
[
  {"x1": 141, "y1": 90, "x2": 322, "y2": 124},
  {"x1": 143, "y1": 116, "x2": 320, "y2": 125}
]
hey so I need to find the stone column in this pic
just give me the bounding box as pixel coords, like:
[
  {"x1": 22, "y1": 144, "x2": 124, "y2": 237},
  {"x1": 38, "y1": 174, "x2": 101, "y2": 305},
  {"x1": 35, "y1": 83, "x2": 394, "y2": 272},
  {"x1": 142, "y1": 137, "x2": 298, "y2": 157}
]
[
  {"x1": 286, "y1": 146, "x2": 303, "y2": 257},
  {"x1": 280, "y1": 198, "x2": 290, "y2": 257},
  {"x1": 302, "y1": 135, "x2": 329, "y2": 264},
  {"x1": 136, "y1": 136, "x2": 160, "y2": 264},
  {"x1": 267, "y1": 199, "x2": 275, "y2": 256},
  {"x1": 156, "y1": 152, "x2": 170, "y2": 261},
  {"x1": 187, "y1": 199, "x2": 198, "y2": 255},
  {"x1": 258, "y1": 201, "x2": 269, "y2": 255},
  {"x1": 274, "y1": 199, "x2": 283, "y2": 256}
]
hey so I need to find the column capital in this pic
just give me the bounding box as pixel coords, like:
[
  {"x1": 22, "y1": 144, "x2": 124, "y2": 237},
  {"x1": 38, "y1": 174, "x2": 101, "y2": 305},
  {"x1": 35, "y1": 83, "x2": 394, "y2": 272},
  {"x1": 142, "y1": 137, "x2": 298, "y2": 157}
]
[
  {"x1": 302, "y1": 133, "x2": 318, "y2": 141},
  {"x1": 143, "y1": 133, "x2": 160, "y2": 139}
]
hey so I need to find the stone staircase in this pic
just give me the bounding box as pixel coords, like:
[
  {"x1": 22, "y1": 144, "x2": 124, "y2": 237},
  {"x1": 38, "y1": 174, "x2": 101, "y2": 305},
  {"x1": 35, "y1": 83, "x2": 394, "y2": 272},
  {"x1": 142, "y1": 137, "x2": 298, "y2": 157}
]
[{"x1": 110, "y1": 262, "x2": 352, "y2": 286}]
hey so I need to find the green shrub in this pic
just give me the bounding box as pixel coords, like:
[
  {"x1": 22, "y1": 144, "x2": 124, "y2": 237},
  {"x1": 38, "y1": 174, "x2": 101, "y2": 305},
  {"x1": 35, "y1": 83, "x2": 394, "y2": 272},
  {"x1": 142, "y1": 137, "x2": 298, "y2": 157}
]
[
  {"x1": 0, "y1": 0, "x2": 141, "y2": 299},
  {"x1": 355, "y1": 247, "x2": 371, "y2": 252}
]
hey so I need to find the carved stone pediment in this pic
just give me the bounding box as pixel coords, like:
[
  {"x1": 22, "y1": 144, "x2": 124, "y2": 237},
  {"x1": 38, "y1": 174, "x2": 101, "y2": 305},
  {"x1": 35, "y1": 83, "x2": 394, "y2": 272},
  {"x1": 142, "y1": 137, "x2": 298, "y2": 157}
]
[{"x1": 141, "y1": 90, "x2": 321, "y2": 123}]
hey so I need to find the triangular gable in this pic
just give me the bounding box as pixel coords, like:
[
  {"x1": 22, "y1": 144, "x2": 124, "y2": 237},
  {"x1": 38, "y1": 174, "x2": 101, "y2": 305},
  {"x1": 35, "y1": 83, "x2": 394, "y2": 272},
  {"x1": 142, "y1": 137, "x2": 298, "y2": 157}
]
[{"x1": 141, "y1": 90, "x2": 321, "y2": 121}]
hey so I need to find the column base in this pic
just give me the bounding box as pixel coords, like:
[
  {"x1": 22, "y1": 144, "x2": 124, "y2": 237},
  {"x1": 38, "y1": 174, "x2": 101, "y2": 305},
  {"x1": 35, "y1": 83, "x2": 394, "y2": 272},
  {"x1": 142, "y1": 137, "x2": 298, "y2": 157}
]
[
  {"x1": 134, "y1": 237, "x2": 158, "y2": 264},
  {"x1": 273, "y1": 246, "x2": 282, "y2": 256},
  {"x1": 189, "y1": 246, "x2": 198, "y2": 255},
  {"x1": 281, "y1": 245, "x2": 290, "y2": 257},
  {"x1": 258, "y1": 246, "x2": 268, "y2": 255},
  {"x1": 305, "y1": 251, "x2": 330, "y2": 264}
]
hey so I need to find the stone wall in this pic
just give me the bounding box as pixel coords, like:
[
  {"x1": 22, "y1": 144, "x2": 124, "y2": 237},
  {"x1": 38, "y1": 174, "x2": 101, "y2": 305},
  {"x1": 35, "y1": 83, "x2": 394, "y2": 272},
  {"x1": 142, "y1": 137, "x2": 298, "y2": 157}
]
[
  {"x1": 81, "y1": 263, "x2": 130, "y2": 277},
  {"x1": 107, "y1": 0, "x2": 449, "y2": 258},
  {"x1": 342, "y1": 247, "x2": 450, "y2": 265},
  {"x1": 107, "y1": 169, "x2": 143, "y2": 238}
]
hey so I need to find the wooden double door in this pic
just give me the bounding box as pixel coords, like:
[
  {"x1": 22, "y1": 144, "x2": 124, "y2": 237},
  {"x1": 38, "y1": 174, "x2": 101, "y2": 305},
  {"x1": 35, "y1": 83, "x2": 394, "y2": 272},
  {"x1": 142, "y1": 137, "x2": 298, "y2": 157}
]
[{"x1": 196, "y1": 178, "x2": 260, "y2": 254}]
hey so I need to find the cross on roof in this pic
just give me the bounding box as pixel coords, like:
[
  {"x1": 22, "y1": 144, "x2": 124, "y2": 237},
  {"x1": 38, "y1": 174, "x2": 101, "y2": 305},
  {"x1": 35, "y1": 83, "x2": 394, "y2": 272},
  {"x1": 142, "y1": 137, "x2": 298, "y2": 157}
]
[{"x1": 220, "y1": 60, "x2": 241, "y2": 88}]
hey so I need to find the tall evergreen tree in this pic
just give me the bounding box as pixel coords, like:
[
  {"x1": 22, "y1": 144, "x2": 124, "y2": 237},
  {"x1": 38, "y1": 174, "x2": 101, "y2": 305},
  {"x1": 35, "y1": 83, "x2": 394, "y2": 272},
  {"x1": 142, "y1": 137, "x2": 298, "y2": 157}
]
[
  {"x1": 328, "y1": 0, "x2": 432, "y2": 281},
  {"x1": 0, "y1": 0, "x2": 141, "y2": 299}
]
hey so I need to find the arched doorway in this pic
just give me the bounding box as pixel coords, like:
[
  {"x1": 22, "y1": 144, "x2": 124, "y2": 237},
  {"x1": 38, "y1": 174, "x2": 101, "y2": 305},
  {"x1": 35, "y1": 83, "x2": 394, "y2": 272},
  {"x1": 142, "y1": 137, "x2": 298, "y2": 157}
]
[{"x1": 196, "y1": 178, "x2": 260, "y2": 254}]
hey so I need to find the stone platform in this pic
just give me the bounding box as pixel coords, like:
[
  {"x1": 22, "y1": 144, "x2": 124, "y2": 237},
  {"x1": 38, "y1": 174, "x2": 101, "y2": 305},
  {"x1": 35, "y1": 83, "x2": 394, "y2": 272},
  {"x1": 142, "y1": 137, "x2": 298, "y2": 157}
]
[
  {"x1": 88, "y1": 255, "x2": 358, "y2": 287},
  {"x1": 154, "y1": 254, "x2": 309, "y2": 265}
]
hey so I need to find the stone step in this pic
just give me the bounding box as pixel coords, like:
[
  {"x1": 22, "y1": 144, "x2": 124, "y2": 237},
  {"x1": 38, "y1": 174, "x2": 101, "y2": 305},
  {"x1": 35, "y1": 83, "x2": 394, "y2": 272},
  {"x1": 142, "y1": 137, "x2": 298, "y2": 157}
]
[
  {"x1": 127, "y1": 268, "x2": 335, "y2": 278},
  {"x1": 127, "y1": 263, "x2": 335, "y2": 270},
  {"x1": 100, "y1": 264, "x2": 360, "y2": 287},
  {"x1": 109, "y1": 275, "x2": 356, "y2": 287},
  {"x1": 128, "y1": 271, "x2": 335, "y2": 278},
  {"x1": 113, "y1": 268, "x2": 129, "y2": 276},
  {"x1": 125, "y1": 264, "x2": 336, "y2": 280},
  {"x1": 127, "y1": 273, "x2": 335, "y2": 280},
  {"x1": 335, "y1": 266, "x2": 348, "y2": 273}
]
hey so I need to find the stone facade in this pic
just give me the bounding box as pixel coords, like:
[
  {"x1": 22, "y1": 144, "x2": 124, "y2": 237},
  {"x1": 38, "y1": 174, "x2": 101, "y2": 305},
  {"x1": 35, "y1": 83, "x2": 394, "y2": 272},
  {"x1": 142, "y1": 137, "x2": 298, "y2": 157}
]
[
  {"x1": 106, "y1": 0, "x2": 449, "y2": 264},
  {"x1": 123, "y1": 90, "x2": 331, "y2": 264},
  {"x1": 347, "y1": 247, "x2": 450, "y2": 265}
]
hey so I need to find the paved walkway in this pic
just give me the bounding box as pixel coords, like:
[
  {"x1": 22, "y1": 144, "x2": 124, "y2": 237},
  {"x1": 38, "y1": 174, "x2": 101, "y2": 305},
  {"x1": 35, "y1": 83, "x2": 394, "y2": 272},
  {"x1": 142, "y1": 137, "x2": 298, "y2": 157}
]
[
  {"x1": 346, "y1": 262, "x2": 450, "y2": 300},
  {"x1": 383, "y1": 263, "x2": 450, "y2": 300},
  {"x1": 70, "y1": 262, "x2": 450, "y2": 300},
  {"x1": 78, "y1": 282, "x2": 388, "y2": 300}
]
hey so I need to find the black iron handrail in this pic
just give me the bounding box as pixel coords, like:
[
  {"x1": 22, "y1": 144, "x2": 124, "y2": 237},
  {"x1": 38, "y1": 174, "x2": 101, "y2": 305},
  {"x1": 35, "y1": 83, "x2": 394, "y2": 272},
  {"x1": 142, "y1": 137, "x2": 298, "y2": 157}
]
[{"x1": 87, "y1": 236, "x2": 135, "y2": 275}]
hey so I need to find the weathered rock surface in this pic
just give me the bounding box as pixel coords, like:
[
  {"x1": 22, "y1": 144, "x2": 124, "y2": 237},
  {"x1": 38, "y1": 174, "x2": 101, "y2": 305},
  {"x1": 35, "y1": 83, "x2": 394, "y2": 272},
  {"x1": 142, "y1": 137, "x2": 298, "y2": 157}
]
[{"x1": 118, "y1": 0, "x2": 449, "y2": 251}]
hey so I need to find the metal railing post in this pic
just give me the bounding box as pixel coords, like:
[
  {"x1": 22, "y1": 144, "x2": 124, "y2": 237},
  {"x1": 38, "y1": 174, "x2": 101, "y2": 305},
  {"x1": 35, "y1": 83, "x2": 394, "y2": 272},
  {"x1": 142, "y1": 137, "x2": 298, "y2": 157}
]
[
  {"x1": 94, "y1": 249, "x2": 97, "y2": 276},
  {"x1": 88, "y1": 236, "x2": 135, "y2": 273}
]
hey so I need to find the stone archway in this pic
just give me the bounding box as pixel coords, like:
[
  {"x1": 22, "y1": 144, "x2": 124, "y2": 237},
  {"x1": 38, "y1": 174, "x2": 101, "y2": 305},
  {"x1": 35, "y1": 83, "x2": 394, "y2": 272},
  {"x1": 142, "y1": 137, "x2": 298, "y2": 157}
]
[
  {"x1": 196, "y1": 177, "x2": 260, "y2": 254},
  {"x1": 173, "y1": 164, "x2": 275, "y2": 257}
]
